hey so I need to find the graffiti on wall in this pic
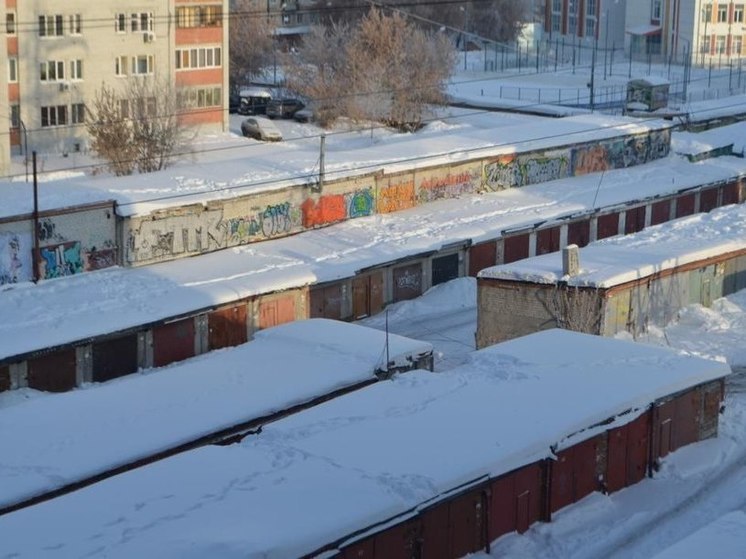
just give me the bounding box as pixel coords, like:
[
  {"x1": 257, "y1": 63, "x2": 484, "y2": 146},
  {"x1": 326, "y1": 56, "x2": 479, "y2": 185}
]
[
  {"x1": 226, "y1": 202, "x2": 300, "y2": 244},
  {"x1": 395, "y1": 268, "x2": 421, "y2": 291},
  {"x1": 301, "y1": 188, "x2": 374, "y2": 228},
  {"x1": 378, "y1": 180, "x2": 415, "y2": 213},
  {"x1": 571, "y1": 144, "x2": 611, "y2": 175},
  {"x1": 85, "y1": 246, "x2": 118, "y2": 271},
  {"x1": 0, "y1": 232, "x2": 32, "y2": 285},
  {"x1": 39, "y1": 241, "x2": 84, "y2": 279},
  {"x1": 483, "y1": 155, "x2": 520, "y2": 190},
  {"x1": 418, "y1": 171, "x2": 477, "y2": 203}
]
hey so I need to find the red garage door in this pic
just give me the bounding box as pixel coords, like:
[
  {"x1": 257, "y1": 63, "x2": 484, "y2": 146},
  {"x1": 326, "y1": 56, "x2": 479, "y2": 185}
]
[
  {"x1": 208, "y1": 304, "x2": 248, "y2": 350},
  {"x1": 27, "y1": 349, "x2": 77, "y2": 392},
  {"x1": 650, "y1": 199, "x2": 671, "y2": 226},
  {"x1": 153, "y1": 318, "x2": 196, "y2": 368},
  {"x1": 468, "y1": 241, "x2": 497, "y2": 276},
  {"x1": 624, "y1": 206, "x2": 646, "y2": 234},
  {"x1": 567, "y1": 219, "x2": 591, "y2": 247},
  {"x1": 536, "y1": 226, "x2": 560, "y2": 255},
  {"x1": 503, "y1": 234, "x2": 529, "y2": 264},
  {"x1": 675, "y1": 193, "x2": 696, "y2": 217},
  {"x1": 393, "y1": 263, "x2": 422, "y2": 302},
  {"x1": 699, "y1": 187, "x2": 719, "y2": 213}
]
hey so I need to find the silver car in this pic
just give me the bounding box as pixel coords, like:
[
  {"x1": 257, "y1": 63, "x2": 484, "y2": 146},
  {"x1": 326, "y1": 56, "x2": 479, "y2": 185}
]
[{"x1": 240, "y1": 117, "x2": 283, "y2": 142}]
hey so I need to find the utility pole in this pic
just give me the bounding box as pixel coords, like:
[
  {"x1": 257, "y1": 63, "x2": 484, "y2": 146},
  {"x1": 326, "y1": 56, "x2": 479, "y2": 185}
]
[
  {"x1": 32, "y1": 151, "x2": 40, "y2": 283},
  {"x1": 318, "y1": 133, "x2": 326, "y2": 191},
  {"x1": 589, "y1": 45, "x2": 596, "y2": 111}
]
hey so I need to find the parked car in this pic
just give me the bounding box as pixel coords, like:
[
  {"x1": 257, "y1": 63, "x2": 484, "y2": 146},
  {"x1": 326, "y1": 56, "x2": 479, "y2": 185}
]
[
  {"x1": 241, "y1": 117, "x2": 283, "y2": 142},
  {"x1": 293, "y1": 108, "x2": 315, "y2": 123},
  {"x1": 266, "y1": 98, "x2": 305, "y2": 119},
  {"x1": 237, "y1": 86, "x2": 272, "y2": 116}
]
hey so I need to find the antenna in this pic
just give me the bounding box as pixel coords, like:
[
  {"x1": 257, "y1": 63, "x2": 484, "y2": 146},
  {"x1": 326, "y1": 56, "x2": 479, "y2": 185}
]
[
  {"x1": 591, "y1": 169, "x2": 605, "y2": 210},
  {"x1": 385, "y1": 309, "x2": 390, "y2": 374}
]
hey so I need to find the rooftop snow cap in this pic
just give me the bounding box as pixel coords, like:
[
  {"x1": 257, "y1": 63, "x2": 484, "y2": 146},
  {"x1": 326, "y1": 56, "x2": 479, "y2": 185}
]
[{"x1": 563, "y1": 244, "x2": 580, "y2": 277}]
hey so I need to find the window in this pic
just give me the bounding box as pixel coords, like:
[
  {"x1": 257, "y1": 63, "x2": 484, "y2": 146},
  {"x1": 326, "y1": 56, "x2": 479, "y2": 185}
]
[
  {"x1": 6, "y1": 12, "x2": 16, "y2": 34},
  {"x1": 8, "y1": 58, "x2": 17, "y2": 83},
  {"x1": 551, "y1": 14, "x2": 561, "y2": 32},
  {"x1": 735, "y1": 5, "x2": 744, "y2": 23},
  {"x1": 176, "y1": 5, "x2": 223, "y2": 28},
  {"x1": 652, "y1": 0, "x2": 662, "y2": 21},
  {"x1": 717, "y1": 5, "x2": 728, "y2": 22},
  {"x1": 179, "y1": 86, "x2": 222, "y2": 108},
  {"x1": 130, "y1": 12, "x2": 153, "y2": 32},
  {"x1": 41, "y1": 105, "x2": 67, "y2": 127},
  {"x1": 39, "y1": 14, "x2": 64, "y2": 37},
  {"x1": 131, "y1": 55, "x2": 154, "y2": 75},
  {"x1": 703, "y1": 4, "x2": 712, "y2": 22},
  {"x1": 734, "y1": 35, "x2": 743, "y2": 55},
  {"x1": 69, "y1": 14, "x2": 81, "y2": 34},
  {"x1": 175, "y1": 47, "x2": 222, "y2": 69},
  {"x1": 40, "y1": 60, "x2": 65, "y2": 82},
  {"x1": 585, "y1": 18, "x2": 596, "y2": 37},
  {"x1": 568, "y1": 0, "x2": 578, "y2": 34},
  {"x1": 10, "y1": 104, "x2": 20, "y2": 128},
  {"x1": 115, "y1": 13, "x2": 126, "y2": 32},
  {"x1": 586, "y1": 0, "x2": 597, "y2": 17},
  {"x1": 716, "y1": 35, "x2": 726, "y2": 53},
  {"x1": 115, "y1": 56, "x2": 128, "y2": 76},
  {"x1": 71, "y1": 103, "x2": 85, "y2": 124},
  {"x1": 70, "y1": 60, "x2": 83, "y2": 80}
]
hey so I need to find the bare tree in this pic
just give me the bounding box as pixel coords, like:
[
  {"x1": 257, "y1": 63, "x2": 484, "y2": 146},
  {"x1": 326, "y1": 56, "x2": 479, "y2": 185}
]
[
  {"x1": 86, "y1": 84, "x2": 138, "y2": 176},
  {"x1": 544, "y1": 285, "x2": 605, "y2": 335},
  {"x1": 285, "y1": 8, "x2": 455, "y2": 130},
  {"x1": 87, "y1": 78, "x2": 191, "y2": 175},
  {"x1": 230, "y1": 0, "x2": 275, "y2": 87}
]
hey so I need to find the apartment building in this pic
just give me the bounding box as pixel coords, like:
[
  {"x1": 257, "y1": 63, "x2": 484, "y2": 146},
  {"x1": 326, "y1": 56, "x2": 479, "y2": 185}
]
[
  {"x1": 2, "y1": 0, "x2": 229, "y2": 175},
  {"x1": 544, "y1": 0, "x2": 627, "y2": 51}
]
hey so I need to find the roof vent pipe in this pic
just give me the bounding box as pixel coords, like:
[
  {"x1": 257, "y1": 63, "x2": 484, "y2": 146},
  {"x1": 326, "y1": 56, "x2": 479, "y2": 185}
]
[{"x1": 562, "y1": 244, "x2": 580, "y2": 277}]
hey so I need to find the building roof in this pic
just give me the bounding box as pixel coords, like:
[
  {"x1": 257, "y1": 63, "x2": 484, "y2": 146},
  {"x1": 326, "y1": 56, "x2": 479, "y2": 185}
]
[
  {"x1": 0, "y1": 319, "x2": 432, "y2": 511},
  {"x1": 478, "y1": 203, "x2": 746, "y2": 288},
  {"x1": 0, "y1": 329, "x2": 730, "y2": 558}
]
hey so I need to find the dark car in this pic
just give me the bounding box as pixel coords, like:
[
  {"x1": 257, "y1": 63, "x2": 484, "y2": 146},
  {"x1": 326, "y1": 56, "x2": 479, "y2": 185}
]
[
  {"x1": 266, "y1": 98, "x2": 305, "y2": 119},
  {"x1": 229, "y1": 93, "x2": 241, "y2": 114}
]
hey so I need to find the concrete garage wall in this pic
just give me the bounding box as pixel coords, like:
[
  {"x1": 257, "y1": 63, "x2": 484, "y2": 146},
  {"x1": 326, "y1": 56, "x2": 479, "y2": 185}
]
[
  {"x1": 0, "y1": 202, "x2": 117, "y2": 285},
  {"x1": 123, "y1": 128, "x2": 672, "y2": 266}
]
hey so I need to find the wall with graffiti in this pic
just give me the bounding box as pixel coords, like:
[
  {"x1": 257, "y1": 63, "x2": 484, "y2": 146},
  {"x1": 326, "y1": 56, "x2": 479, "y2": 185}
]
[
  {"x1": 0, "y1": 203, "x2": 117, "y2": 285},
  {"x1": 122, "y1": 127, "x2": 672, "y2": 266}
]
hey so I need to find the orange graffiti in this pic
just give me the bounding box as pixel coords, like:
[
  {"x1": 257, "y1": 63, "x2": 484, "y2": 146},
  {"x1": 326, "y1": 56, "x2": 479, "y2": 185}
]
[
  {"x1": 573, "y1": 145, "x2": 610, "y2": 176},
  {"x1": 301, "y1": 195, "x2": 347, "y2": 228},
  {"x1": 378, "y1": 181, "x2": 415, "y2": 213}
]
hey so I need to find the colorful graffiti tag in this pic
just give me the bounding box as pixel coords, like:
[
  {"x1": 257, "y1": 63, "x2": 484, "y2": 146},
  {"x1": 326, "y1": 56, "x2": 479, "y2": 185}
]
[
  {"x1": 571, "y1": 144, "x2": 611, "y2": 175},
  {"x1": 378, "y1": 180, "x2": 415, "y2": 213},
  {"x1": 39, "y1": 241, "x2": 84, "y2": 279},
  {"x1": 226, "y1": 202, "x2": 299, "y2": 244},
  {"x1": 418, "y1": 171, "x2": 476, "y2": 203},
  {"x1": 301, "y1": 188, "x2": 374, "y2": 228},
  {"x1": 0, "y1": 232, "x2": 32, "y2": 285}
]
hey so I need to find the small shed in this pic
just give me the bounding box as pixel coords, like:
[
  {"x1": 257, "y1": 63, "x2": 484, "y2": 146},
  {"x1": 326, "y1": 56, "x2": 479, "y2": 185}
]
[
  {"x1": 626, "y1": 76, "x2": 670, "y2": 112},
  {"x1": 476, "y1": 204, "x2": 746, "y2": 348}
]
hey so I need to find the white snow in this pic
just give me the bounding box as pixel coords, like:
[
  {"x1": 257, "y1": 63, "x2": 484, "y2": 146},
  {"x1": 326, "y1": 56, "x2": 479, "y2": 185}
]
[
  {"x1": 0, "y1": 329, "x2": 729, "y2": 558},
  {"x1": 478, "y1": 203, "x2": 746, "y2": 287},
  {"x1": 0, "y1": 319, "x2": 431, "y2": 511},
  {"x1": 673, "y1": 121, "x2": 746, "y2": 156},
  {"x1": 650, "y1": 511, "x2": 746, "y2": 559},
  {"x1": 1, "y1": 153, "x2": 745, "y2": 362}
]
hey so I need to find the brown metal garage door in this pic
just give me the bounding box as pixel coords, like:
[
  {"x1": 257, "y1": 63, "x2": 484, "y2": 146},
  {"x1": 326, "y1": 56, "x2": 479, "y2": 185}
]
[
  {"x1": 372, "y1": 519, "x2": 421, "y2": 559},
  {"x1": 699, "y1": 187, "x2": 719, "y2": 213},
  {"x1": 393, "y1": 263, "x2": 422, "y2": 302},
  {"x1": 650, "y1": 199, "x2": 671, "y2": 226},
  {"x1": 468, "y1": 241, "x2": 497, "y2": 276},
  {"x1": 624, "y1": 206, "x2": 646, "y2": 234},
  {"x1": 536, "y1": 226, "x2": 560, "y2": 255},
  {"x1": 92, "y1": 334, "x2": 138, "y2": 383},
  {"x1": 567, "y1": 219, "x2": 590, "y2": 247},
  {"x1": 675, "y1": 193, "x2": 696, "y2": 217},
  {"x1": 258, "y1": 295, "x2": 296, "y2": 330},
  {"x1": 503, "y1": 234, "x2": 529, "y2": 264},
  {"x1": 27, "y1": 349, "x2": 77, "y2": 392},
  {"x1": 448, "y1": 488, "x2": 486, "y2": 558},
  {"x1": 419, "y1": 504, "x2": 450, "y2": 559},
  {"x1": 352, "y1": 272, "x2": 384, "y2": 320},
  {"x1": 153, "y1": 318, "x2": 196, "y2": 368},
  {"x1": 310, "y1": 284, "x2": 343, "y2": 320},
  {"x1": 596, "y1": 212, "x2": 619, "y2": 240},
  {"x1": 721, "y1": 181, "x2": 741, "y2": 205},
  {"x1": 208, "y1": 304, "x2": 248, "y2": 350}
]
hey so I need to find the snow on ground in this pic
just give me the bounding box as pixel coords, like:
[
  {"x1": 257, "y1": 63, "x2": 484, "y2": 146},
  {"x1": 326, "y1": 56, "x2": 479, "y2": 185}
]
[
  {"x1": 1, "y1": 153, "x2": 744, "y2": 362},
  {"x1": 0, "y1": 319, "x2": 432, "y2": 510}
]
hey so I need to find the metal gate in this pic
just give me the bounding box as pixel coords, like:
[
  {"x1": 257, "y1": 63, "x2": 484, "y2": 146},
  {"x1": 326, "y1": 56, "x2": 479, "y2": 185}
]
[{"x1": 431, "y1": 253, "x2": 459, "y2": 287}]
